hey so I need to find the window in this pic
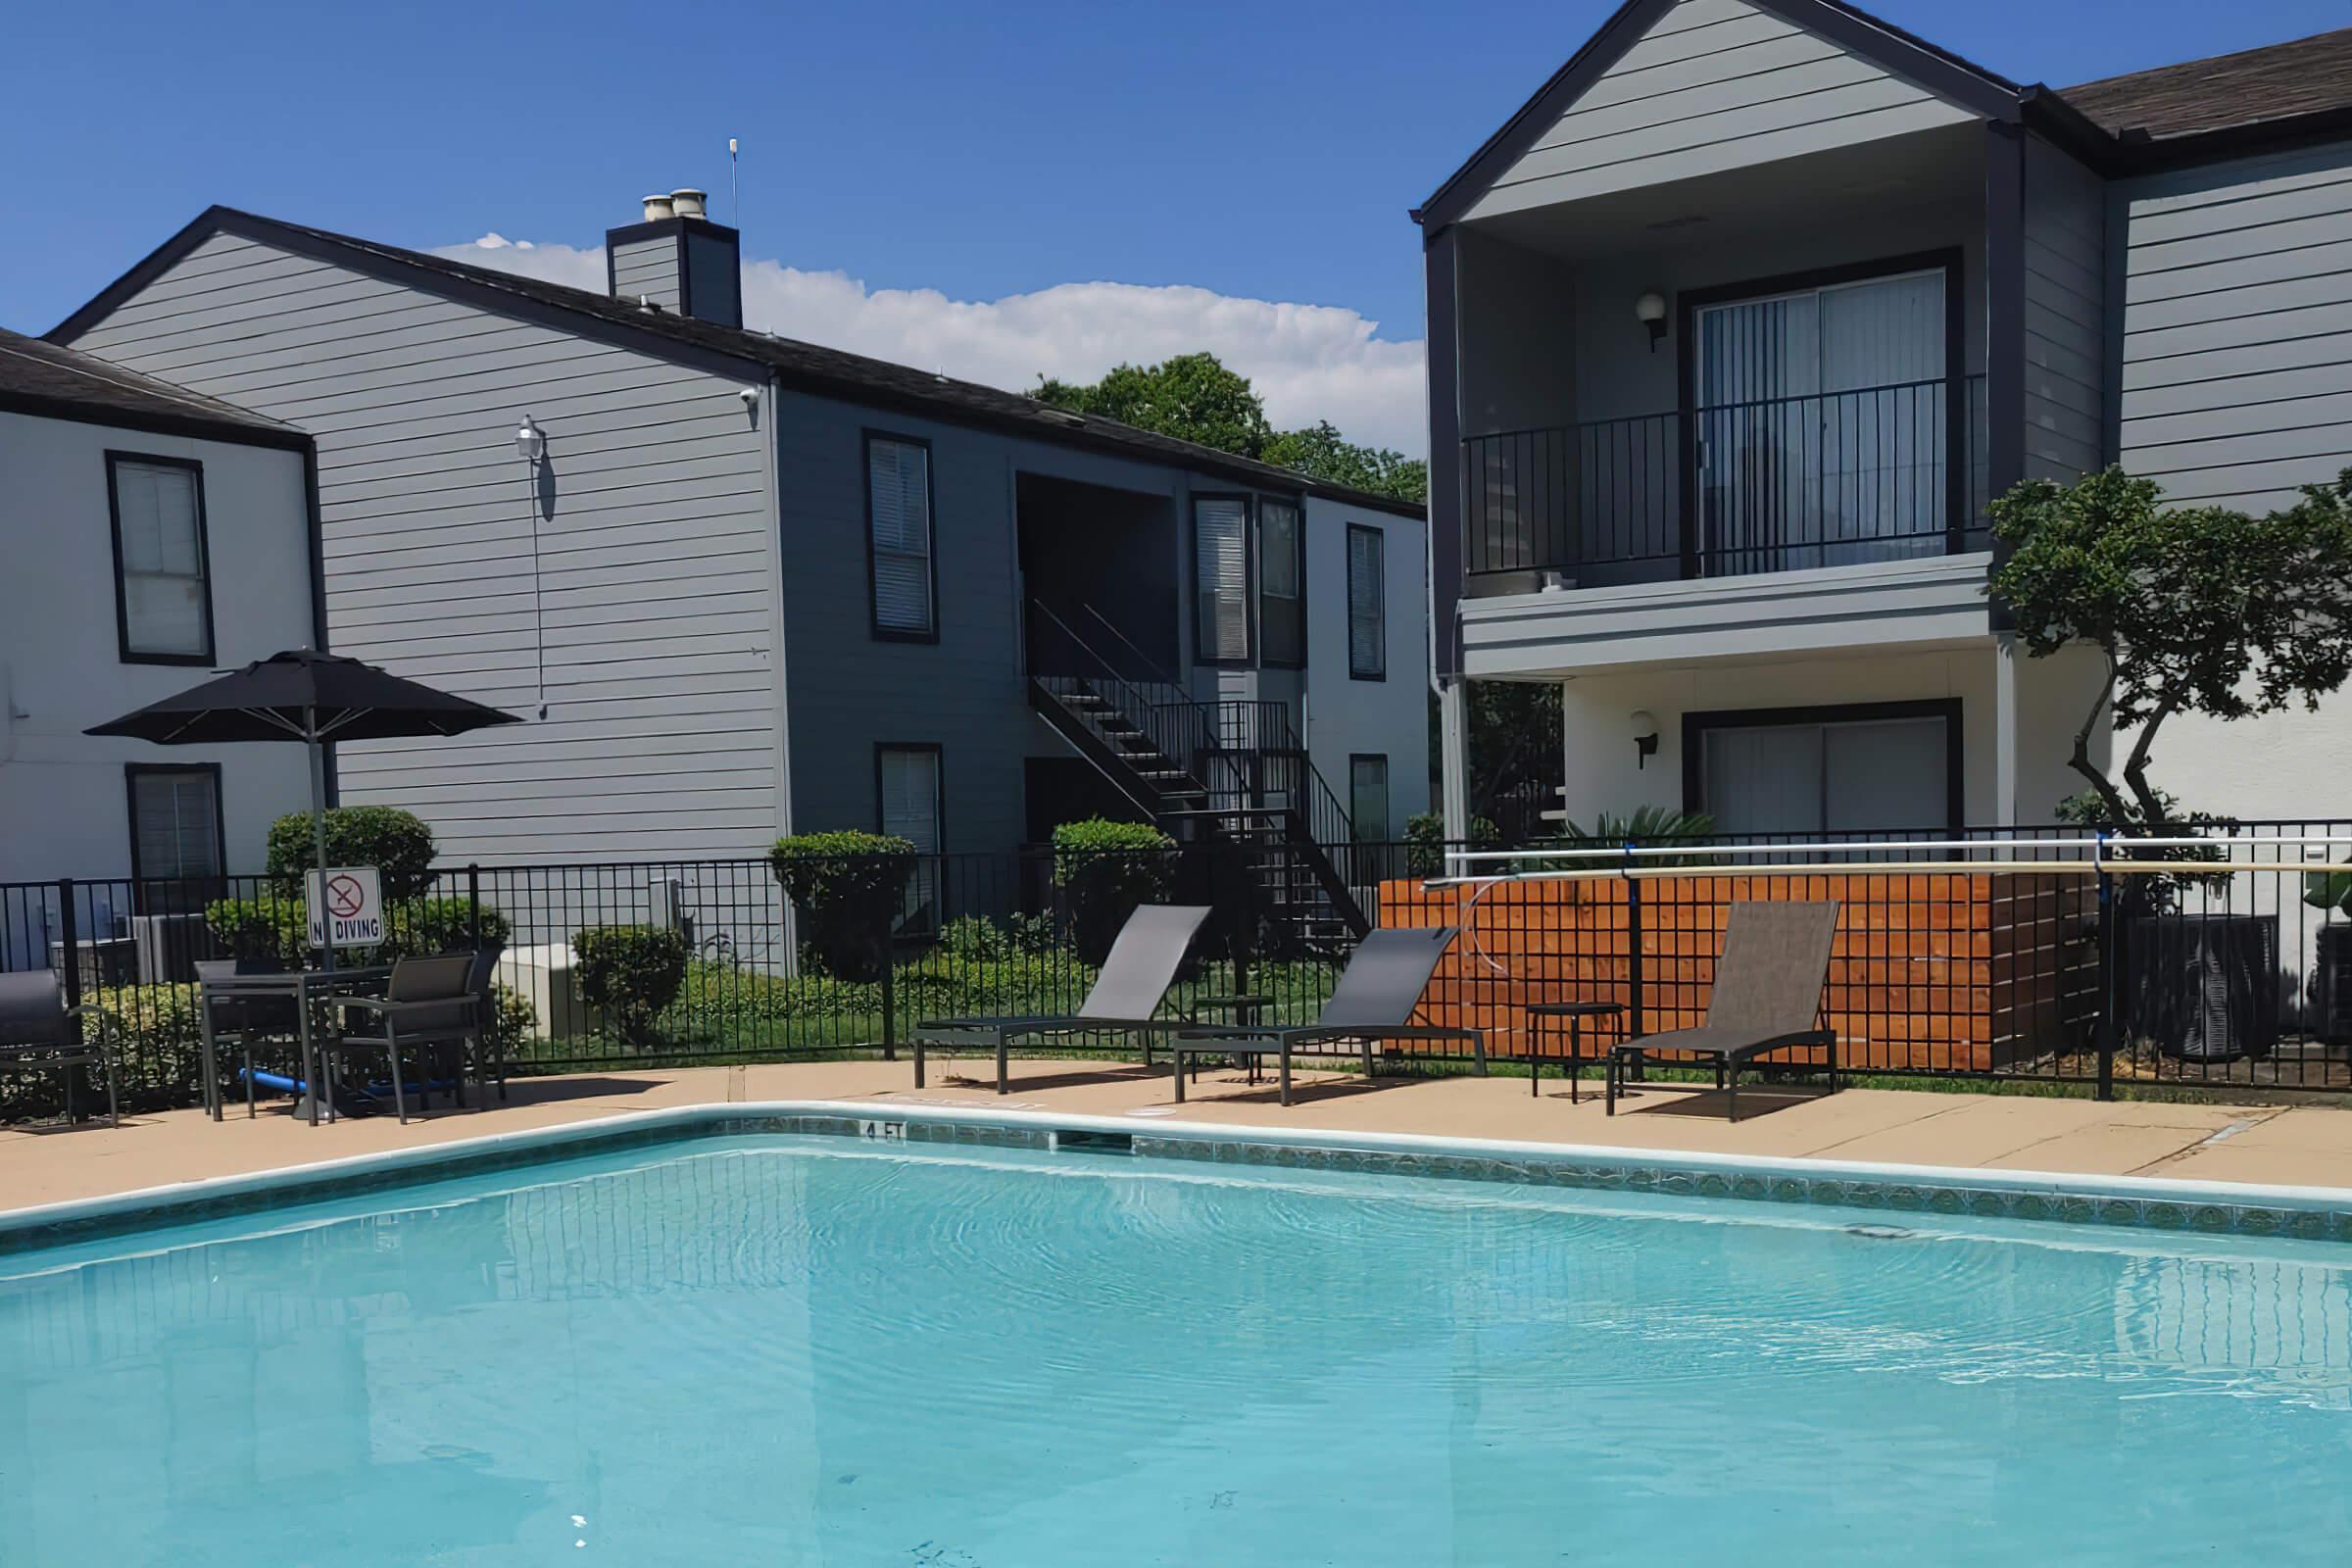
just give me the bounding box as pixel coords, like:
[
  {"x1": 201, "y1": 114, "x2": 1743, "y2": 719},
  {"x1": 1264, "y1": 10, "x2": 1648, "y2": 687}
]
[
  {"x1": 866, "y1": 434, "x2": 935, "y2": 639},
  {"x1": 1687, "y1": 702, "x2": 1959, "y2": 839},
  {"x1": 1194, "y1": 496, "x2": 1252, "y2": 663},
  {"x1": 1259, "y1": 499, "x2": 1304, "y2": 667},
  {"x1": 1347, "y1": 524, "x2": 1385, "y2": 679},
  {"x1": 125, "y1": 764, "x2": 223, "y2": 913},
  {"x1": 877, "y1": 745, "x2": 943, "y2": 935},
  {"x1": 108, "y1": 454, "x2": 214, "y2": 662},
  {"x1": 1348, "y1": 756, "x2": 1390, "y2": 843}
]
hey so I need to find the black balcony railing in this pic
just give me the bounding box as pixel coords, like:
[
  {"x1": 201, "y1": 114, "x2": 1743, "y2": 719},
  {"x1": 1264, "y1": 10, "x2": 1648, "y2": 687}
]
[{"x1": 1464, "y1": 374, "x2": 1988, "y2": 583}]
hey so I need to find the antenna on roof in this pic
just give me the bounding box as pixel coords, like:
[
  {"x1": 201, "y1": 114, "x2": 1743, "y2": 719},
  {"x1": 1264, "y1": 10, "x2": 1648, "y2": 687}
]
[{"x1": 728, "y1": 136, "x2": 740, "y2": 227}]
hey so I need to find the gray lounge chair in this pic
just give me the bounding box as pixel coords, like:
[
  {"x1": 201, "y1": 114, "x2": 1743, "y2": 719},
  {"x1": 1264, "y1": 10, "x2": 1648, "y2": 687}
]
[
  {"x1": 1605, "y1": 901, "x2": 1840, "y2": 1121},
  {"x1": 0, "y1": 970, "x2": 122, "y2": 1127},
  {"x1": 912, "y1": 904, "x2": 1213, "y2": 1094},
  {"x1": 1168, "y1": 925, "x2": 1485, "y2": 1106}
]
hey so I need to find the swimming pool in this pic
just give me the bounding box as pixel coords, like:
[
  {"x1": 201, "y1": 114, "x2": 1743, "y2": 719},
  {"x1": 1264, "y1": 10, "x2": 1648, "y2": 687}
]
[{"x1": 3, "y1": 1121, "x2": 2349, "y2": 1564}]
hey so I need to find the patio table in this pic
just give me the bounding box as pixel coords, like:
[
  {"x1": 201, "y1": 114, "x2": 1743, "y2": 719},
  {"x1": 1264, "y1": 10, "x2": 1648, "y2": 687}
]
[{"x1": 197, "y1": 966, "x2": 390, "y2": 1124}]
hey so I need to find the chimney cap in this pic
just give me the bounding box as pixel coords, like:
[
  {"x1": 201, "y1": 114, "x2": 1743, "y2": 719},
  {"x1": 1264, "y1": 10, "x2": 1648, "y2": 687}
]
[
  {"x1": 669, "y1": 188, "x2": 709, "y2": 219},
  {"x1": 641, "y1": 193, "x2": 675, "y2": 221}
]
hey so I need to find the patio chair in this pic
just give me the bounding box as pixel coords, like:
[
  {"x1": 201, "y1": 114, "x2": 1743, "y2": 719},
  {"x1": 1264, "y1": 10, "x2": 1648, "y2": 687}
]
[
  {"x1": 912, "y1": 904, "x2": 1213, "y2": 1094},
  {"x1": 1605, "y1": 901, "x2": 1840, "y2": 1122},
  {"x1": 0, "y1": 970, "x2": 122, "y2": 1127},
  {"x1": 321, "y1": 954, "x2": 481, "y2": 1123},
  {"x1": 1167, "y1": 925, "x2": 1485, "y2": 1106},
  {"x1": 464, "y1": 942, "x2": 511, "y2": 1102},
  {"x1": 196, "y1": 956, "x2": 304, "y2": 1117}
]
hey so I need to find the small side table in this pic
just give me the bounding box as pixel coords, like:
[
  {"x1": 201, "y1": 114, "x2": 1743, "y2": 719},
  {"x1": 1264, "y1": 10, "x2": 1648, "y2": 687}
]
[{"x1": 1526, "y1": 1002, "x2": 1626, "y2": 1102}]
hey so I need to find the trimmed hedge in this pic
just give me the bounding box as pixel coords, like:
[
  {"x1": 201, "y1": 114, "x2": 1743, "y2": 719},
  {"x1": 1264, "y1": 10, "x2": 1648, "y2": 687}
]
[
  {"x1": 572, "y1": 925, "x2": 691, "y2": 1044},
  {"x1": 769, "y1": 830, "x2": 913, "y2": 980},
  {"x1": 1051, "y1": 818, "x2": 1175, "y2": 962},
  {"x1": 264, "y1": 806, "x2": 438, "y2": 900},
  {"x1": 204, "y1": 895, "x2": 510, "y2": 965}
]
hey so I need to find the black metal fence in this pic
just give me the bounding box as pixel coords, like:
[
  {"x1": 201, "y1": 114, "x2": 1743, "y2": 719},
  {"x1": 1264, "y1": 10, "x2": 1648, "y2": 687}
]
[{"x1": 8, "y1": 821, "x2": 2352, "y2": 1122}]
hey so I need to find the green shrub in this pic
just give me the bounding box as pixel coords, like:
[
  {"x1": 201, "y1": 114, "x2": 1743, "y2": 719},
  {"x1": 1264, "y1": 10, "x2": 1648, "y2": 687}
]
[
  {"x1": 941, "y1": 914, "x2": 1009, "y2": 962},
  {"x1": 1404, "y1": 810, "x2": 1499, "y2": 877},
  {"x1": 265, "y1": 806, "x2": 438, "y2": 899},
  {"x1": 571, "y1": 925, "x2": 691, "y2": 1044},
  {"x1": 383, "y1": 898, "x2": 510, "y2": 958},
  {"x1": 203, "y1": 893, "x2": 509, "y2": 964},
  {"x1": 487, "y1": 983, "x2": 538, "y2": 1054},
  {"x1": 1051, "y1": 818, "x2": 1176, "y2": 963},
  {"x1": 205, "y1": 894, "x2": 307, "y2": 961},
  {"x1": 768, "y1": 830, "x2": 913, "y2": 980}
]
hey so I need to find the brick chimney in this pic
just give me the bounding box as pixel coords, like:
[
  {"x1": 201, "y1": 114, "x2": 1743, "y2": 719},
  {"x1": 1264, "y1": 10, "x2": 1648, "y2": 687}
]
[{"x1": 605, "y1": 189, "x2": 742, "y2": 327}]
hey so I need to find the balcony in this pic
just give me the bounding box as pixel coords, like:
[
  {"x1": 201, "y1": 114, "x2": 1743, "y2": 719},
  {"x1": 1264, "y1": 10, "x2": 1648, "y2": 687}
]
[{"x1": 1463, "y1": 375, "x2": 1988, "y2": 591}]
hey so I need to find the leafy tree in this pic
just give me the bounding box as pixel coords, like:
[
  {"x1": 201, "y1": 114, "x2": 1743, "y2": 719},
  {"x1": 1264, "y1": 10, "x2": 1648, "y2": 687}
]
[
  {"x1": 1990, "y1": 466, "x2": 2352, "y2": 827},
  {"x1": 1034, "y1": 353, "x2": 1271, "y2": 458},
  {"x1": 1260, "y1": 421, "x2": 1428, "y2": 504}
]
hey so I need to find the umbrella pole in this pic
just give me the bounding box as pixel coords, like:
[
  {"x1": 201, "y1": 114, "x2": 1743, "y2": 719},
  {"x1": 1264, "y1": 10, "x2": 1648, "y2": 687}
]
[{"x1": 308, "y1": 723, "x2": 333, "y2": 1124}]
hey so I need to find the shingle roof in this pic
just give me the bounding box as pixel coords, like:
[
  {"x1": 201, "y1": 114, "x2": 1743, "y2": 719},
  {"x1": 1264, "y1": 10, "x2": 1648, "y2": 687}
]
[
  {"x1": 0, "y1": 325, "x2": 304, "y2": 447},
  {"x1": 2059, "y1": 27, "x2": 2352, "y2": 141},
  {"x1": 60, "y1": 208, "x2": 1424, "y2": 519}
]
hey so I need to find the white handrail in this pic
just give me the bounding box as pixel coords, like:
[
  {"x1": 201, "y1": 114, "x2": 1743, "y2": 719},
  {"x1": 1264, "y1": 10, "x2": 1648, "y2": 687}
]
[{"x1": 1443, "y1": 832, "x2": 2352, "y2": 867}]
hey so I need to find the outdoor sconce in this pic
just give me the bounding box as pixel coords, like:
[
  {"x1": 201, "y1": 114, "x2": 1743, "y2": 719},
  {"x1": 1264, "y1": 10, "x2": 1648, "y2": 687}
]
[
  {"x1": 1631, "y1": 710, "x2": 1660, "y2": 768},
  {"x1": 514, "y1": 415, "x2": 546, "y2": 465},
  {"x1": 1635, "y1": 291, "x2": 1668, "y2": 352}
]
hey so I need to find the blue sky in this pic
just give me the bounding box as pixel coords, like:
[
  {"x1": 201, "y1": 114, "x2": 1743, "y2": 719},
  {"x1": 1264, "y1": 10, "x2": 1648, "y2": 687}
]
[{"x1": 5, "y1": 0, "x2": 2342, "y2": 449}]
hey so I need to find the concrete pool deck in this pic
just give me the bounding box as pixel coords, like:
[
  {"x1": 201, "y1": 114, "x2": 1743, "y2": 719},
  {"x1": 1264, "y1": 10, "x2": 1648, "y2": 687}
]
[{"x1": 3, "y1": 1058, "x2": 2349, "y2": 1214}]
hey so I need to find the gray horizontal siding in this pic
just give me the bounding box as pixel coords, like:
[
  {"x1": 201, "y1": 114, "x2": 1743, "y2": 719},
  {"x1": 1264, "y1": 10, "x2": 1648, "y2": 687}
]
[
  {"x1": 1465, "y1": 0, "x2": 1971, "y2": 220},
  {"x1": 609, "y1": 235, "x2": 682, "y2": 313},
  {"x1": 2022, "y1": 134, "x2": 2107, "y2": 485},
  {"x1": 65, "y1": 229, "x2": 784, "y2": 864},
  {"x1": 2121, "y1": 141, "x2": 2352, "y2": 509}
]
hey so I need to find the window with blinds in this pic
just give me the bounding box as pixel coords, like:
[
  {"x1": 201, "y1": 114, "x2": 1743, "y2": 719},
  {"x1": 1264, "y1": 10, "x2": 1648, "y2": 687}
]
[
  {"x1": 1347, "y1": 524, "x2": 1385, "y2": 679},
  {"x1": 878, "y1": 746, "x2": 942, "y2": 933},
  {"x1": 1194, "y1": 496, "x2": 1251, "y2": 663},
  {"x1": 109, "y1": 456, "x2": 214, "y2": 662},
  {"x1": 1349, "y1": 755, "x2": 1390, "y2": 843},
  {"x1": 128, "y1": 766, "x2": 222, "y2": 912},
  {"x1": 1259, "y1": 499, "x2": 1303, "y2": 667},
  {"x1": 866, "y1": 435, "x2": 935, "y2": 638}
]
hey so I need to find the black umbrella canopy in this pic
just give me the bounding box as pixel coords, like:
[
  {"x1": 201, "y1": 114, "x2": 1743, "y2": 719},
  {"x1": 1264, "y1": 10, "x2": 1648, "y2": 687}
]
[{"x1": 86, "y1": 649, "x2": 522, "y2": 745}]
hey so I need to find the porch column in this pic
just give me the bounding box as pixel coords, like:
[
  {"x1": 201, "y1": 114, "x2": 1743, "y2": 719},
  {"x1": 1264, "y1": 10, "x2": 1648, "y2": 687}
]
[
  {"x1": 1439, "y1": 678, "x2": 1471, "y2": 841},
  {"x1": 1993, "y1": 634, "x2": 2020, "y2": 828}
]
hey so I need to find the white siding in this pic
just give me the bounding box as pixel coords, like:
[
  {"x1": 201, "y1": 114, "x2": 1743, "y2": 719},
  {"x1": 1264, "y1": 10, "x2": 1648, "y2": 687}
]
[
  {"x1": 1465, "y1": 0, "x2": 1972, "y2": 220},
  {"x1": 68, "y1": 231, "x2": 785, "y2": 863},
  {"x1": 0, "y1": 412, "x2": 313, "y2": 884},
  {"x1": 2120, "y1": 141, "x2": 2352, "y2": 509},
  {"x1": 2023, "y1": 132, "x2": 2107, "y2": 484},
  {"x1": 1303, "y1": 497, "x2": 1431, "y2": 830}
]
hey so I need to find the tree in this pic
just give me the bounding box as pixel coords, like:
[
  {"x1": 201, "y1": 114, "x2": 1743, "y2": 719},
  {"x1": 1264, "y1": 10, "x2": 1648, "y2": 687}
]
[
  {"x1": 1989, "y1": 466, "x2": 2352, "y2": 827},
  {"x1": 1427, "y1": 680, "x2": 1563, "y2": 843},
  {"x1": 1260, "y1": 421, "x2": 1428, "y2": 504},
  {"x1": 1034, "y1": 353, "x2": 1271, "y2": 458}
]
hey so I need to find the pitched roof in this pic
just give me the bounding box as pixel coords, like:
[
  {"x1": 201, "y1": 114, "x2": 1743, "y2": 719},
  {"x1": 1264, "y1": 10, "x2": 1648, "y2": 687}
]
[
  {"x1": 54, "y1": 208, "x2": 1425, "y2": 520},
  {"x1": 0, "y1": 325, "x2": 306, "y2": 449},
  {"x1": 2059, "y1": 27, "x2": 2352, "y2": 142}
]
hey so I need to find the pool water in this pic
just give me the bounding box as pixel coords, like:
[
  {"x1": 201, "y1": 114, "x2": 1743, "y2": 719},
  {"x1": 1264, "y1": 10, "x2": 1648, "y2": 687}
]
[{"x1": 3, "y1": 1135, "x2": 2350, "y2": 1565}]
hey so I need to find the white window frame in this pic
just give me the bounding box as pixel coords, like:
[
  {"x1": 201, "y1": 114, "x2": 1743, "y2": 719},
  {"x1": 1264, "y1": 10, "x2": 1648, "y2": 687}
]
[{"x1": 108, "y1": 452, "x2": 215, "y2": 664}]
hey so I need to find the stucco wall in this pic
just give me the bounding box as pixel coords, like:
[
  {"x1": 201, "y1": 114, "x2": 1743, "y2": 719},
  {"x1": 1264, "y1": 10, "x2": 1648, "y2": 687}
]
[{"x1": 0, "y1": 410, "x2": 314, "y2": 883}]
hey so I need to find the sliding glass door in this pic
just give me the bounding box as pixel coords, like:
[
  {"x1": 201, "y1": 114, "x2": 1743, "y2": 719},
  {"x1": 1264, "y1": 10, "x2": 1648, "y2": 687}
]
[{"x1": 1693, "y1": 268, "x2": 1950, "y2": 575}]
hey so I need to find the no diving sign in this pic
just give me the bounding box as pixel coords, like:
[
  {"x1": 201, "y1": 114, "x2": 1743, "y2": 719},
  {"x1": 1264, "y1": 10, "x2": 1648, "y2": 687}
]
[{"x1": 307, "y1": 866, "x2": 385, "y2": 950}]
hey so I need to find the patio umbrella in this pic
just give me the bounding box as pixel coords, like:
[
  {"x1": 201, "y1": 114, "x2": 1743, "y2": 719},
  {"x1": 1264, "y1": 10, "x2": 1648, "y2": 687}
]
[{"x1": 87, "y1": 648, "x2": 522, "y2": 970}]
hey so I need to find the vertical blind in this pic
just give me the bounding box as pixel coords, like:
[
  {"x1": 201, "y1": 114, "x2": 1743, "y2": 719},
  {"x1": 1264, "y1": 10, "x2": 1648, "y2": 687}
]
[
  {"x1": 868, "y1": 438, "x2": 934, "y2": 634},
  {"x1": 1259, "y1": 500, "x2": 1302, "y2": 665},
  {"x1": 878, "y1": 747, "x2": 941, "y2": 933},
  {"x1": 1347, "y1": 525, "x2": 1385, "y2": 677},
  {"x1": 130, "y1": 769, "x2": 221, "y2": 887},
  {"x1": 1349, "y1": 755, "x2": 1390, "y2": 842},
  {"x1": 1700, "y1": 714, "x2": 1949, "y2": 837},
  {"x1": 113, "y1": 460, "x2": 211, "y2": 658},
  {"x1": 1195, "y1": 498, "x2": 1250, "y2": 662}
]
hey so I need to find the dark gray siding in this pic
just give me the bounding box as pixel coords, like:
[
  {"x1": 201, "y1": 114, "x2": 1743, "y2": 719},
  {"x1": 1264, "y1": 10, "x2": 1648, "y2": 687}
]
[
  {"x1": 65, "y1": 230, "x2": 785, "y2": 863},
  {"x1": 1465, "y1": 0, "x2": 1972, "y2": 220},
  {"x1": 2121, "y1": 141, "x2": 2352, "y2": 509},
  {"x1": 2022, "y1": 133, "x2": 2107, "y2": 484}
]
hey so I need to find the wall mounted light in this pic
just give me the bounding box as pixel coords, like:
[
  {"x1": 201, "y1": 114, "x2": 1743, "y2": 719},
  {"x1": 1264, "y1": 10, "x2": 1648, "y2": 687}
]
[
  {"x1": 1631, "y1": 709, "x2": 1660, "y2": 769},
  {"x1": 514, "y1": 415, "x2": 547, "y2": 465},
  {"x1": 1634, "y1": 291, "x2": 1668, "y2": 353}
]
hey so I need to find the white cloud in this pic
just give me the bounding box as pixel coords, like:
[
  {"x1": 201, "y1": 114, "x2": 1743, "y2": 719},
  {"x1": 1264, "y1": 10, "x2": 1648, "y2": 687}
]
[{"x1": 434, "y1": 235, "x2": 1428, "y2": 456}]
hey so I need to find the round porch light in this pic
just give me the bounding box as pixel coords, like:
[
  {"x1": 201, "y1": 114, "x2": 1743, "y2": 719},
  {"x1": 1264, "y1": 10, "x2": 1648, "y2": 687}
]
[{"x1": 1634, "y1": 291, "x2": 1668, "y2": 352}]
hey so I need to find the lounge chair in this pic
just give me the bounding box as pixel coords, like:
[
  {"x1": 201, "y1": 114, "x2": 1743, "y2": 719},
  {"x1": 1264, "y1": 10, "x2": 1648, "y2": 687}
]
[
  {"x1": 0, "y1": 970, "x2": 122, "y2": 1127},
  {"x1": 1605, "y1": 901, "x2": 1840, "y2": 1122},
  {"x1": 912, "y1": 904, "x2": 1213, "y2": 1094},
  {"x1": 1167, "y1": 925, "x2": 1485, "y2": 1106}
]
